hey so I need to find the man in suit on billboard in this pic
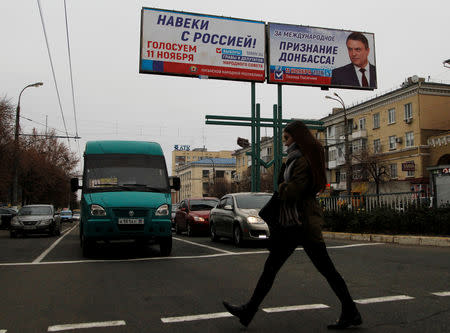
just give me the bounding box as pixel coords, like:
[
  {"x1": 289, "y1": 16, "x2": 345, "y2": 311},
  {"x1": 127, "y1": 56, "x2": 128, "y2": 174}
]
[{"x1": 331, "y1": 32, "x2": 376, "y2": 88}]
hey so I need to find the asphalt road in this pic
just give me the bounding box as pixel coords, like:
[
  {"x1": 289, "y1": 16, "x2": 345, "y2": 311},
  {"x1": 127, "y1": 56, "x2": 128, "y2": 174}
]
[{"x1": 0, "y1": 223, "x2": 449, "y2": 333}]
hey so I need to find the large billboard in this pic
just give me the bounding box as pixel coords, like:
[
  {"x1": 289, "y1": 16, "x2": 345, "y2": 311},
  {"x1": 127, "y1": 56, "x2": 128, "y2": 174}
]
[
  {"x1": 140, "y1": 8, "x2": 266, "y2": 82},
  {"x1": 267, "y1": 23, "x2": 377, "y2": 90}
]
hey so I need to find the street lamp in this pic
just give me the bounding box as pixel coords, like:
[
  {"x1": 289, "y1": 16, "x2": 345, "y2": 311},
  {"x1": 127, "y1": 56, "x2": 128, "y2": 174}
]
[
  {"x1": 444, "y1": 59, "x2": 450, "y2": 68},
  {"x1": 12, "y1": 82, "x2": 44, "y2": 205},
  {"x1": 325, "y1": 93, "x2": 352, "y2": 196}
]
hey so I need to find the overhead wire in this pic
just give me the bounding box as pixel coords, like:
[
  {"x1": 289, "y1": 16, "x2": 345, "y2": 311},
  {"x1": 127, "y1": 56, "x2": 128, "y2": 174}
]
[{"x1": 36, "y1": 0, "x2": 70, "y2": 145}]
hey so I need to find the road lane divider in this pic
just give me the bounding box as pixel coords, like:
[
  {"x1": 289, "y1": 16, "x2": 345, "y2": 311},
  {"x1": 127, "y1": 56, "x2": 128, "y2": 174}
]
[
  {"x1": 161, "y1": 312, "x2": 233, "y2": 323},
  {"x1": 355, "y1": 295, "x2": 414, "y2": 304},
  {"x1": 172, "y1": 237, "x2": 234, "y2": 254},
  {"x1": 263, "y1": 304, "x2": 329, "y2": 313},
  {"x1": 48, "y1": 320, "x2": 125, "y2": 331},
  {"x1": 32, "y1": 222, "x2": 79, "y2": 263},
  {"x1": 432, "y1": 291, "x2": 450, "y2": 297}
]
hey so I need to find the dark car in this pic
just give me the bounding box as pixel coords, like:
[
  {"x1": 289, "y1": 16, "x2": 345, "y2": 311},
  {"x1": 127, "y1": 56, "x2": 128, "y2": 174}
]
[
  {"x1": 209, "y1": 192, "x2": 272, "y2": 247},
  {"x1": 0, "y1": 207, "x2": 18, "y2": 229},
  {"x1": 174, "y1": 197, "x2": 218, "y2": 236},
  {"x1": 10, "y1": 204, "x2": 61, "y2": 237}
]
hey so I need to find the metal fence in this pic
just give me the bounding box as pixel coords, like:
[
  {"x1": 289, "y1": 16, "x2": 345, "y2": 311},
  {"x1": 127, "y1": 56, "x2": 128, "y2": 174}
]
[{"x1": 318, "y1": 192, "x2": 432, "y2": 212}]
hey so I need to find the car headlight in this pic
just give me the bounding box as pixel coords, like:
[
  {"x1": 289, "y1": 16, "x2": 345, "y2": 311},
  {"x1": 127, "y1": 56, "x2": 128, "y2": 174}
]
[
  {"x1": 247, "y1": 216, "x2": 260, "y2": 224},
  {"x1": 38, "y1": 219, "x2": 52, "y2": 226},
  {"x1": 11, "y1": 217, "x2": 21, "y2": 226},
  {"x1": 155, "y1": 204, "x2": 169, "y2": 216},
  {"x1": 90, "y1": 204, "x2": 106, "y2": 216},
  {"x1": 193, "y1": 216, "x2": 205, "y2": 222}
]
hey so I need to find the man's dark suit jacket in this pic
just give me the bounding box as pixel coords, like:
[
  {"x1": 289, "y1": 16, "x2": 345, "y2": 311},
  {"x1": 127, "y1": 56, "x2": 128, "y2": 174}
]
[{"x1": 331, "y1": 63, "x2": 376, "y2": 88}]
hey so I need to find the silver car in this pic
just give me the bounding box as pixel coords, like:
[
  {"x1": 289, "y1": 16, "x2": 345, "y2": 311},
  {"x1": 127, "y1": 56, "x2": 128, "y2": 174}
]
[
  {"x1": 10, "y1": 204, "x2": 61, "y2": 238},
  {"x1": 209, "y1": 192, "x2": 272, "y2": 247}
]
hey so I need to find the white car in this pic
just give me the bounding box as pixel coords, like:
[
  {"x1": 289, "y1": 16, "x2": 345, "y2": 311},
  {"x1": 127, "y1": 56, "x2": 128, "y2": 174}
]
[{"x1": 10, "y1": 204, "x2": 61, "y2": 238}]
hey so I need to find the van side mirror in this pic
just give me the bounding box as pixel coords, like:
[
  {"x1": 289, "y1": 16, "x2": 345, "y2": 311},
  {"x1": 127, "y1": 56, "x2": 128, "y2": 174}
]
[
  {"x1": 169, "y1": 176, "x2": 181, "y2": 191},
  {"x1": 70, "y1": 178, "x2": 80, "y2": 192}
]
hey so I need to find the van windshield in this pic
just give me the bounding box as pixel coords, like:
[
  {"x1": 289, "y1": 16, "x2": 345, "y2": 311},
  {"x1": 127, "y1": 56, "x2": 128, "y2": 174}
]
[{"x1": 84, "y1": 154, "x2": 169, "y2": 193}]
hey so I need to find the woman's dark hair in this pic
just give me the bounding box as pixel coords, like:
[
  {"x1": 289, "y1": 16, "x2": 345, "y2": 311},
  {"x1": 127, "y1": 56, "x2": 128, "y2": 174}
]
[{"x1": 284, "y1": 120, "x2": 327, "y2": 193}]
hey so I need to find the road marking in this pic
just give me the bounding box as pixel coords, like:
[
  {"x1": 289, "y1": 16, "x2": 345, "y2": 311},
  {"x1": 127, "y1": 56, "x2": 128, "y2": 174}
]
[
  {"x1": 0, "y1": 329, "x2": 7, "y2": 333},
  {"x1": 173, "y1": 237, "x2": 234, "y2": 254},
  {"x1": 48, "y1": 320, "x2": 125, "y2": 331},
  {"x1": 161, "y1": 312, "x2": 232, "y2": 323},
  {"x1": 32, "y1": 223, "x2": 79, "y2": 263},
  {"x1": 0, "y1": 242, "x2": 383, "y2": 267},
  {"x1": 263, "y1": 304, "x2": 329, "y2": 313},
  {"x1": 355, "y1": 295, "x2": 414, "y2": 304},
  {"x1": 432, "y1": 291, "x2": 450, "y2": 297}
]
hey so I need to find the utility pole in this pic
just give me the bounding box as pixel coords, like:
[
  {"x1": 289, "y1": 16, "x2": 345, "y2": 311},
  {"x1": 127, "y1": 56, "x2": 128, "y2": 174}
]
[
  {"x1": 325, "y1": 93, "x2": 352, "y2": 196},
  {"x1": 12, "y1": 82, "x2": 43, "y2": 206}
]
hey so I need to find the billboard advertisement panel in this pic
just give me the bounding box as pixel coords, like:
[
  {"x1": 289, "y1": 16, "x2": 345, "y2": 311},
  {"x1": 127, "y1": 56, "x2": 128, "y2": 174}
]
[
  {"x1": 268, "y1": 23, "x2": 376, "y2": 90},
  {"x1": 140, "y1": 8, "x2": 265, "y2": 82}
]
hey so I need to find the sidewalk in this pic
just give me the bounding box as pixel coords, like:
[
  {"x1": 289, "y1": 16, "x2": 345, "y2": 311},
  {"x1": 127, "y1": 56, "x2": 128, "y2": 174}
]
[{"x1": 323, "y1": 231, "x2": 450, "y2": 247}]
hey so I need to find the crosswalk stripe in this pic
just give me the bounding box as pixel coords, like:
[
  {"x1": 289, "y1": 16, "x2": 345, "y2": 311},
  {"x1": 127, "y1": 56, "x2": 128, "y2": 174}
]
[
  {"x1": 432, "y1": 291, "x2": 450, "y2": 297},
  {"x1": 48, "y1": 320, "x2": 126, "y2": 331},
  {"x1": 161, "y1": 312, "x2": 233, "y2": 323},
  {"x1": 263, "y1": 304, "x2": 329, "y2": 313},
  {"x1": 355, "y1": 295, "x2": 414, "y2": 304}
]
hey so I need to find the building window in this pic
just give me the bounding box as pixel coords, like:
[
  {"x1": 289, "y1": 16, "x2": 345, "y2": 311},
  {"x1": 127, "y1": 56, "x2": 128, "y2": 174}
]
[
  {"x1": 373, "y1": 139, "x2": 381, "y2": 153},
  {"x1": 404, "y1": 103, "x2": 413, "y2": 120},
  {"x1": 373, "y1": 113, "x2": 380, "y2": 129},
  {"x1": 202, "y1": 170, "x2": 209, "y2": 178},
  {"x1": 216, "y1": 170, "x2": 225, "y2": 178},
  {"x1": 406, "y1": 169, "x2": 415, "y2": 177},
  {"x1": 329, "y1": 149, "x2": 336, "y2": 161},
  {"x1": 336, "y1": 171, "x2": 340, "y2": 183},
  {"x1": 359, "y1": 118, "x2": 366, "y2": 130},
  {"x1": 405, "y1": 131, "x2": 414, "y2": 147},
  {"x1": 389, "y1": 136, "x2": 397, "y2": 150},
  {"x1": 202, "y1": 182, "x2": 209, "y2": 194},
  {"x1": 390, "y1": 164, "x2": 398, "y2": 178},
  {"x1": 388, "y1": 108, "x2": 396, "y2": 124}
]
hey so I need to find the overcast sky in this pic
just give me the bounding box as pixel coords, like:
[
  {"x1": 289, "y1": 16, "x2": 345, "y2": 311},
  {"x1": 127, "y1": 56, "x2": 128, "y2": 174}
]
[{"x1": 2, "y1": 0, "x2": 449, "y2": 175}]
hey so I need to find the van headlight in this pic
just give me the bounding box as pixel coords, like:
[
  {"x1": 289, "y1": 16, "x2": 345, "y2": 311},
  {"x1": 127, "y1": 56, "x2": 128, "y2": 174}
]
[
  {"x1": 247, "y1": 216, "x2": 260, "y2": 224},
  {"x1": 90, "y1": 204, "x2": 106, "y2": 216},
  {"x1": 155, "y1": 204, "x2": 169, "y2": 216}
]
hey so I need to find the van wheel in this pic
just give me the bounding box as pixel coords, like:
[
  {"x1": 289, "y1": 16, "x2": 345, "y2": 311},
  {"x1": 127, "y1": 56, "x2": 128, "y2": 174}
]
[
  {"x1": 159, "y1": 236, "x2": 172, "y2": 256},
  {"x1": 81, "y1": 235, "x2": 94, "y2": 257}
]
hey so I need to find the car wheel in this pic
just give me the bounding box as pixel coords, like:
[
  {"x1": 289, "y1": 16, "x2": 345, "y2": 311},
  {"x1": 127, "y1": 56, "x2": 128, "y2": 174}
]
[
  {"x1": 210, "y1": 221, "x2": 219, "y2": 242},
  {"x1": 159, "y1": 236, "x2": 172, "y2": 256},
  {"x1": 187, "y1": 223, "x2": 194, "y2": 237},
  {"x1": 175, "y1": 223, "x2": 181, "y2": 235},
  {"x1": 233, "y1": 225, "x2": 244, "y2": 247}
]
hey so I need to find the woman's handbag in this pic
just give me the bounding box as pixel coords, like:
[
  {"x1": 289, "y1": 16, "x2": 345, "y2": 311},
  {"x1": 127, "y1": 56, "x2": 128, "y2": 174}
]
[{"x1": 258, "y1": 191, "x2": 281, "y2": 228}]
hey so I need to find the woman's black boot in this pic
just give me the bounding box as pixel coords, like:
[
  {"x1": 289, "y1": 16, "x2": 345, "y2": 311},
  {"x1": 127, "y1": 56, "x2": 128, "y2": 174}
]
[
  {"x1": 223, "y1": 301, "x2": 258, "y2": 327},
  {"x1": 327, "y1": 303, "x2": 362, "y2": 330}
]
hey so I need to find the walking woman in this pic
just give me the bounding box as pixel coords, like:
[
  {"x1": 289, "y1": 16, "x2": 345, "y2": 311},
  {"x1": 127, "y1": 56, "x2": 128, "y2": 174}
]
[{"x1": 223, "y1": 120, "x2": 362, "y2": 330}]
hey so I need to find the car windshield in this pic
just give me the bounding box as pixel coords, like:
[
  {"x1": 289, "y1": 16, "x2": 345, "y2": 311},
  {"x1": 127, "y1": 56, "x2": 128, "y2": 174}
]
[
  {"x1": 189, "y1": 199, "x2": 218, "y2": 211},
  {"x1": 235, "y1": 194, "x2": 272, "y2": 209},
  {"x1": 19, "y1": 206, "x2": 52, "y2": 216},
  {"x1": 84, "y1": 154, "x2": 169, "y2": 193},
  {"x1": 61, "y1": 211, "x2": 72, "y2": 215}
]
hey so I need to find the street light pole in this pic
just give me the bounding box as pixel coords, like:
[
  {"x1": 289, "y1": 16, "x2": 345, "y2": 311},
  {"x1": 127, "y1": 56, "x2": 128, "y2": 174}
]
[
  {"x1": 12, "y1": 82, "x2": 44, "y2": 206},
  {"x1": 325, "y1": 93, "x2": 352, "y2": 196}
]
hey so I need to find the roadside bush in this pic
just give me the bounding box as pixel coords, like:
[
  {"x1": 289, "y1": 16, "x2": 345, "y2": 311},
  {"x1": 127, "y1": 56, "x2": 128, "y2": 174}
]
[{"x1": 323, "y1": 206, "x2": 450, "y2": 236}]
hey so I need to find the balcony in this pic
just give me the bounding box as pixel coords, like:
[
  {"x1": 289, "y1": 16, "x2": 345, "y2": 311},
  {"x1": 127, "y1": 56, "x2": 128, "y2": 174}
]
[{"x1": 351, "y1": 130, "x2": 367, "y2": 140}]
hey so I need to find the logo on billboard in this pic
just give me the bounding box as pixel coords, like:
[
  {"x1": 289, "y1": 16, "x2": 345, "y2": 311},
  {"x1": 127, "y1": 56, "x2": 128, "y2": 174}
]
[{"x1": 274, "y1": 67, "x2": 284, "y2": 80}]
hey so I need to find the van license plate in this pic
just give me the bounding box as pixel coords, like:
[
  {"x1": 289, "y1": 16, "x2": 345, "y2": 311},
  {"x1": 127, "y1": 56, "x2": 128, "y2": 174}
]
[{"x1": 118, "y1": 218, "x2": 144, "y2": 225}]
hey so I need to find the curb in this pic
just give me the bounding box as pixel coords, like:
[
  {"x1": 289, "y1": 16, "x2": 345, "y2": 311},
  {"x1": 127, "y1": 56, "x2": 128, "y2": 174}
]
[{"x1": 323, "y1": 231, "x2": 450, "y2": 247}]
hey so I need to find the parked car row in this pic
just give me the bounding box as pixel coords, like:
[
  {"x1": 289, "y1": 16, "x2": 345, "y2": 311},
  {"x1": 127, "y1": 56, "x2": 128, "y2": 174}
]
[{"x1": 172, "y1": 192, "x2": 273, "y2": 247}]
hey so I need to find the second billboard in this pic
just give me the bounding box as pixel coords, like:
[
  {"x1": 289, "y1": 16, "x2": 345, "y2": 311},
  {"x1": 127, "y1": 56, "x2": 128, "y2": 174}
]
[{"x1": 268, "y1": 23, "x2": 377, "y2": 90}]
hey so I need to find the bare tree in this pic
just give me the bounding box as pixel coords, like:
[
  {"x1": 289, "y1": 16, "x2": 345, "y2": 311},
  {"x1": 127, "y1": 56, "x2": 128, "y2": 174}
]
[
  {"x1": 0, "y1": 97, "x2": 15, "y2": 204},
  {"x1": 352, "y1": 146, "x2": 390, "y2": 195}
]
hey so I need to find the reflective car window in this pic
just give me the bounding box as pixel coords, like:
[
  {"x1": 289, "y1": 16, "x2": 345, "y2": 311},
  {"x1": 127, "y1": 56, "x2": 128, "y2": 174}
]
[
  {"x1": 189, "y1": 199, "x2": 218, "y2": 211},
  {"x1": 235, "y1": 194, "x2": 272, "y2": 209},
  {"x1": 19, "y1": 206, "x2": 52, "y2": 216}
]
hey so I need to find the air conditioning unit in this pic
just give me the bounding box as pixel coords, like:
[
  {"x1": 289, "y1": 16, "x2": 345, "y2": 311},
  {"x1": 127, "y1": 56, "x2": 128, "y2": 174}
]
[
  {"x1": 404, "y1": 118, "x2": 412, "y2": 124},
  {"x1": 396, "y1": 137, "x2": 403, "y2": 143}
]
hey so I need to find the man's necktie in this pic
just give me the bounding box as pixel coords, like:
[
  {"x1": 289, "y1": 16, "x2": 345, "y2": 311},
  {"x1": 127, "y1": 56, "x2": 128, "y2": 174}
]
[{"x1": 360, "y1": 68, "x2": 368, "y2": 87}]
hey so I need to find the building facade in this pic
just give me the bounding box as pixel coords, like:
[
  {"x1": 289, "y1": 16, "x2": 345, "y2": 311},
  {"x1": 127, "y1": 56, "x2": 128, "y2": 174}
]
[
  {"x1": 174, "y1": 158, "x2": 236, "y2": 201},
  {"x1": 321, "y1": 78, "x2": 450, "y2": 195},
  {"x1": 171, "y1": 147, "x2": 234, "y2": 175}
]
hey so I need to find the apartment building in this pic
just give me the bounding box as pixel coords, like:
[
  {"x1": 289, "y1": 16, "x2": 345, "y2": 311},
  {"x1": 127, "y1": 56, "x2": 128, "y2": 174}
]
[
  {"x1": 174, "y1": 158, "x2": 236, "y2": 200},
  {"x1": 171, "y1": 146, "x2": 234, "y2": 175},
  {"x1": 321, "y1": 77, "x2": 450, "y2": 195}
]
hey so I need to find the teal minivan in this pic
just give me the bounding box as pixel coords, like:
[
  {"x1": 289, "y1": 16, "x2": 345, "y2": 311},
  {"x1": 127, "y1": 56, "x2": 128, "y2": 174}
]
[{"x1": 71, "y1": 141, "x2": 180, "y2": 257}]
